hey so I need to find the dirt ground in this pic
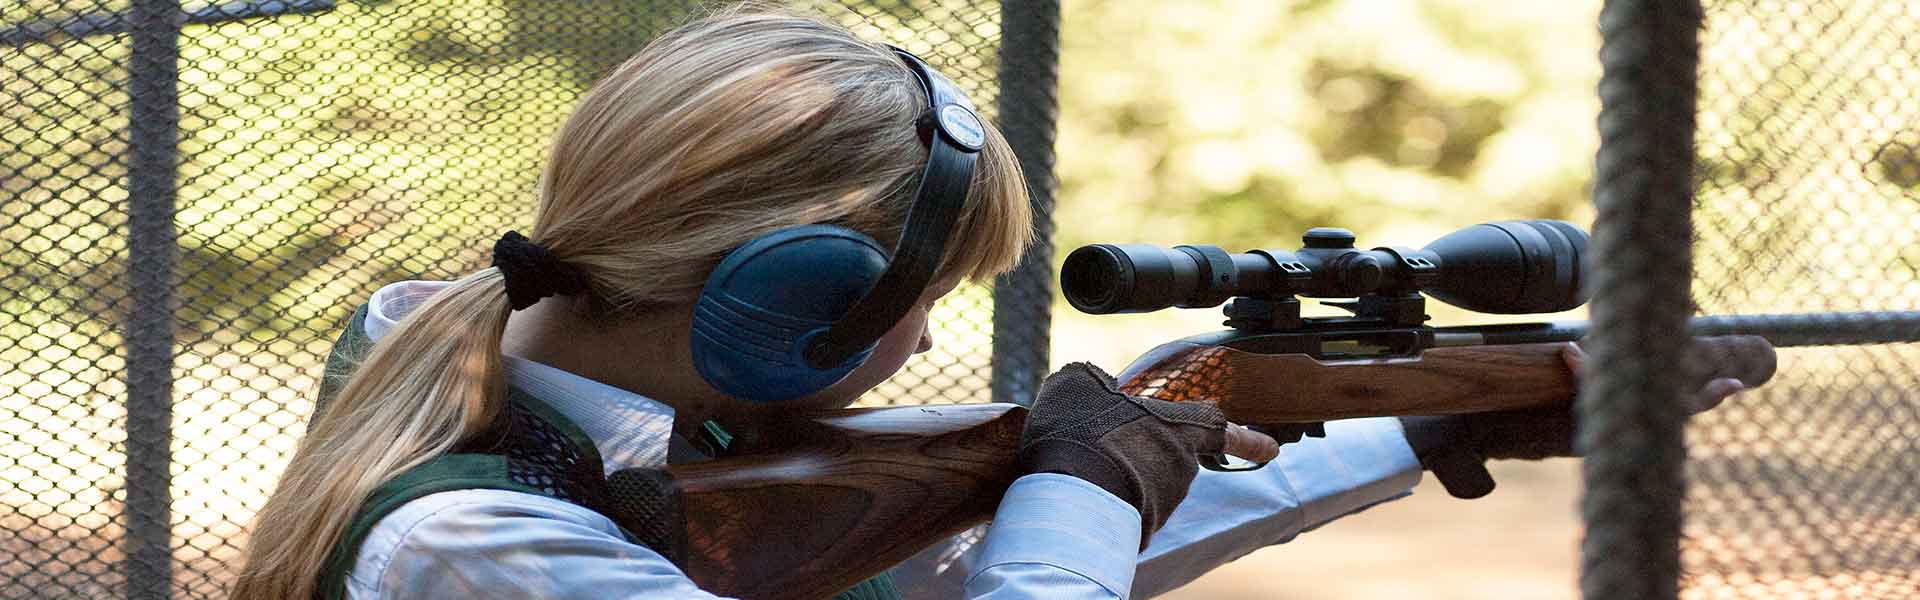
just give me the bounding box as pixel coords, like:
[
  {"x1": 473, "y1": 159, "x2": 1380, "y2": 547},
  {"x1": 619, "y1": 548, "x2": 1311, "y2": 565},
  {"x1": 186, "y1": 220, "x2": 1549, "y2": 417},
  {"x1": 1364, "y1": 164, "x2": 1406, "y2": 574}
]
[{"x1": 1160, "y1": 459, "x2": 1583, "y2": 600}]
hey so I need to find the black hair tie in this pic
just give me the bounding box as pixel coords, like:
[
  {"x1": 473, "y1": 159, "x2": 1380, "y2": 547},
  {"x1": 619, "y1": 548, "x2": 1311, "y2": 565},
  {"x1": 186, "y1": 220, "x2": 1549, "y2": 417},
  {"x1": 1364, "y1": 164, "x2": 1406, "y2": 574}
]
[{"x1": 491, "y1": 231, "x2": 589, "y2": 311}]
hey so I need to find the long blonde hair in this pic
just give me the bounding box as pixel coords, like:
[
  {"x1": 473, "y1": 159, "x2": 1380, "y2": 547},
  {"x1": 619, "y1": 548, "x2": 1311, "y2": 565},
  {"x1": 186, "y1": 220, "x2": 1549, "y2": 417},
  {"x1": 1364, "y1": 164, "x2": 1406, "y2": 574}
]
[{"x1": 231, "y1": 7, "x2": 1032, "y2": 598}]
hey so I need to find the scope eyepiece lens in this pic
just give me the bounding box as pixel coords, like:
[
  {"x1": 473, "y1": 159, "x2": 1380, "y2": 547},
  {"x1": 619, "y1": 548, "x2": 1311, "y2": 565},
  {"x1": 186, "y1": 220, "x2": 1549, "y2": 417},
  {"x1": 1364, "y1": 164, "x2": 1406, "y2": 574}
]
[
  {"x1": 1062, "y1": 245, "x2": 1128, "y2": 314},
  {"x1": 1061, "y1": 243, "x2": 1217, "y2": 313}
]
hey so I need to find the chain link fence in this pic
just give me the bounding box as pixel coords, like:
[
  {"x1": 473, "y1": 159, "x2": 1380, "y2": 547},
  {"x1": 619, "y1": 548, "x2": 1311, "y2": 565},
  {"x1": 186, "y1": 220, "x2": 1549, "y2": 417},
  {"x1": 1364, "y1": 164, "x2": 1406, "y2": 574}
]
[
  {"x1": 1, "y1": 1, "x2": 1054, "y2": 597},
  {"x1": 8, "y1": 0, "x2": 1920, "y2": 599},
  {"x1": 1682, "y1": 0, "x2": 1920, "y2": 597}
]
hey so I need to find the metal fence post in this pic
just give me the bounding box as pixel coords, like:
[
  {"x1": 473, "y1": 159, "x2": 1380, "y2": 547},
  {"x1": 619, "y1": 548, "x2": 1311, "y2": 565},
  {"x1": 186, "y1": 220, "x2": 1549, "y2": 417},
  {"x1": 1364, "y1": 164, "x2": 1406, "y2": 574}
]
[
  {"x1": 1579, "y1": 0, "x2": 1702, "y2": 599},
  {"x1": 990, "y1": 0, "x2": 1061, "y2": 407},
  {"x1": 125, "y1": 1, "x2": 181, "y2": 598}
]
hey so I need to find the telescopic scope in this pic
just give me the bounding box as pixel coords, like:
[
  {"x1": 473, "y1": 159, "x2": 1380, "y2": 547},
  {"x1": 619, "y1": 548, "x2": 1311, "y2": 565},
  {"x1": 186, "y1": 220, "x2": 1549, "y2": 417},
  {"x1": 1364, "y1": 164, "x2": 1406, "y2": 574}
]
[{"x1": 1060, "y1": 220, "x2": 1588, "y2": 315}]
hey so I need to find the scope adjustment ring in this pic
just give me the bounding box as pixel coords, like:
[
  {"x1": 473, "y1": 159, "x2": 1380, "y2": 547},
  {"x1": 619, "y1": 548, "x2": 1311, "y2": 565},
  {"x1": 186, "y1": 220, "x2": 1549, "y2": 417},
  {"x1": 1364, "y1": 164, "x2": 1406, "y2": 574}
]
[
  {"x1": 1302, "y1": 227, "x2": 1357, "y2": 249},
  {"x1": 1176, "y1": 244, "x2": 1239, "y2": 308}
]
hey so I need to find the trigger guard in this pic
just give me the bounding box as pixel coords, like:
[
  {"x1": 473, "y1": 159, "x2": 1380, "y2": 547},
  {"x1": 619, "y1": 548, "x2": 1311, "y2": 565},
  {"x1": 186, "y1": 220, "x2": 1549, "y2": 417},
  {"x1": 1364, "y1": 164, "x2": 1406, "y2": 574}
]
[{"x1": 1200, "y1": 452, "x2": 1269, "y2": 472}]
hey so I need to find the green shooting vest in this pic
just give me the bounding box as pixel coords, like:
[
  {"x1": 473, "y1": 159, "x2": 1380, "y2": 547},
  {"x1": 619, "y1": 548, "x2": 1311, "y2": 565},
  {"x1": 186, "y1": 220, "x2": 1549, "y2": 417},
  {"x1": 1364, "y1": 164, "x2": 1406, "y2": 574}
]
[{"x1": 311, "y1": 304, "x2": 901, "y2": 600}]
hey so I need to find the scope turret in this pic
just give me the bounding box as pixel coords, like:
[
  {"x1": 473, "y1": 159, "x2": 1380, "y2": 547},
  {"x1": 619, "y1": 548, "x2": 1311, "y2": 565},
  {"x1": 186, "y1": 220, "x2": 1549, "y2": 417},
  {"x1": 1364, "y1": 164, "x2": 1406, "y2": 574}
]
[{"x1": 1060, "y1": 220, "x2": 1588, "y2": 316}]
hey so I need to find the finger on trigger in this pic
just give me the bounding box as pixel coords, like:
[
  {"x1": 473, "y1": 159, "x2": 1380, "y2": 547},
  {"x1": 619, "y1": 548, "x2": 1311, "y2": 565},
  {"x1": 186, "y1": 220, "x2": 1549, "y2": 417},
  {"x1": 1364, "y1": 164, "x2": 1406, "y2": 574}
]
[
  {"x1": 1560, "y1": 342, "x2": 1587, "y2": 376},
  {"x1": 1223, "y1": 423, "x2": 1280, "y2": 464}
]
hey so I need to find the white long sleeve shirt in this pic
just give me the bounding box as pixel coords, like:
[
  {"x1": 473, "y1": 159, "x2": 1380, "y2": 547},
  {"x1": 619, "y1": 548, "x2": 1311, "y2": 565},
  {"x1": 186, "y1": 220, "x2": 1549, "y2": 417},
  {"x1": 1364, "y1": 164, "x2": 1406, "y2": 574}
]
[{"x1": 346, "y1": 281, "x2": 1423, "y2": 599}]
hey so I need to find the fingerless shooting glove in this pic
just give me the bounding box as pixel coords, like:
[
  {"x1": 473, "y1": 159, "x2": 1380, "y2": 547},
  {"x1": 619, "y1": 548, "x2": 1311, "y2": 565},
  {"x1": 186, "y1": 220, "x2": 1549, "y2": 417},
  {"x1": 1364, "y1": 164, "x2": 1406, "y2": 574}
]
[{"x1": 1022, "y1": 362, "x2": 1228, "y2": 545}]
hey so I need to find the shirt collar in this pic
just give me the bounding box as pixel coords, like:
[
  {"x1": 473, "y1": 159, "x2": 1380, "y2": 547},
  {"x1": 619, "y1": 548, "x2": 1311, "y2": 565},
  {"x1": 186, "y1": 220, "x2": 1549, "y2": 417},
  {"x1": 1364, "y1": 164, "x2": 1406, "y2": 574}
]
[{"x1": 364, "y1": 280, "x2": 675, "y2": 473}]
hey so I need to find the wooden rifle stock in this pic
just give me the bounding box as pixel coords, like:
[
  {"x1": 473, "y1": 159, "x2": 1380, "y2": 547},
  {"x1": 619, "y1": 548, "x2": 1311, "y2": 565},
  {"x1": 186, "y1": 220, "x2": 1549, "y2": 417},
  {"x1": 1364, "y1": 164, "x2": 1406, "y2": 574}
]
[
  {"x1": 666, "y1": 404, "x2": 1026, "y2": 600},
  {"x1": 666, "y1": 336, "x2": 1774, "y2": 599}
]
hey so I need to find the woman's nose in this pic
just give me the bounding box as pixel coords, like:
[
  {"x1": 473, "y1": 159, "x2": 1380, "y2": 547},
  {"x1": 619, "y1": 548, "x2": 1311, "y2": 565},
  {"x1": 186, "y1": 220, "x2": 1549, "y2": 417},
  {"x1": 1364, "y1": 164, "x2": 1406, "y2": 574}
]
[{"x1": 916, "y1": 329, "x2": 934, "y2": 354}]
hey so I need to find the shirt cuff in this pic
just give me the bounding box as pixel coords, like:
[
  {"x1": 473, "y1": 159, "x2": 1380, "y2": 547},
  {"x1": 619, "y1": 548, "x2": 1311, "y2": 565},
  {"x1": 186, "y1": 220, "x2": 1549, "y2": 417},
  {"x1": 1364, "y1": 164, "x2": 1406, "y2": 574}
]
[
  {"x1": 970, "y1": 473, "x2": 1143, "y2": 597},
  {"x1": 1275, "y1": 416, "x2": 1425, "y2": 530}
]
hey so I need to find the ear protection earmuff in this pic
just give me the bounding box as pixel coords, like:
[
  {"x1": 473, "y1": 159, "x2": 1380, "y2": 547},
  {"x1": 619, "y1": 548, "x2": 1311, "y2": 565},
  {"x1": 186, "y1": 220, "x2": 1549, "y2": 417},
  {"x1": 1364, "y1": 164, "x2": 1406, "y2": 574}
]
[{"x1": 690, "y1": 46, "x2": 988, "y2": 403}]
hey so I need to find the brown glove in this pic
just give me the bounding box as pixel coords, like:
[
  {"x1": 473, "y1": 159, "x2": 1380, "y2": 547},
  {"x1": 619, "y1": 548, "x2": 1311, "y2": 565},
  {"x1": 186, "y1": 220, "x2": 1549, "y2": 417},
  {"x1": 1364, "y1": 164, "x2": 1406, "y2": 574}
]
[{"x1": 1022, "y1": 362, "x2": 1231, "y2": 546}]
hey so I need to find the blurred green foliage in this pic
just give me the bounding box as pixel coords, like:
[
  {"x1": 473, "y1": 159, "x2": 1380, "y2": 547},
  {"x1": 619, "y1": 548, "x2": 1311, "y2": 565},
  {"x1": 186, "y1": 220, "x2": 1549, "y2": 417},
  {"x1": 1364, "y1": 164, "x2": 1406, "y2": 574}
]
[
  {"x1": 1051, "y1": 0, "x2": 1602, "y2": 257},
  {"x1": 3, "y1": 0, "x2": 1614, "y2": 364},
  {"x1": 6, "y1": 0, "x2": 1919, "y2": 425}
]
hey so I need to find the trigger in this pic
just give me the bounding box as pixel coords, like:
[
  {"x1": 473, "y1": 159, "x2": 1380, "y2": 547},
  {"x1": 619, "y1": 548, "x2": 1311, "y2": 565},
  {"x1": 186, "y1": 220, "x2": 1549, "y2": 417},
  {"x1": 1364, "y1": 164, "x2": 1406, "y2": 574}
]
[
  {"x1": 1200, "y1": 452, "x2": 1270, "y2": 472},
  {"x1": 1250, "y1": 422, "x2": 1327, "y2": 445}
]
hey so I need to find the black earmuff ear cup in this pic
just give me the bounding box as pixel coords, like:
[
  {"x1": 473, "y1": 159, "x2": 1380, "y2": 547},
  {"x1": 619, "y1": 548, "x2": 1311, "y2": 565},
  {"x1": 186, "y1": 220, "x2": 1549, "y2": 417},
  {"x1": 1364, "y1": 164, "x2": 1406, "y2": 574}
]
[
  {"x1": 690, "y1": 225, "x2": 889, "y2": 403},
  {"x1": 689, "y1": 47, "x2": 980, "y2": 403}
]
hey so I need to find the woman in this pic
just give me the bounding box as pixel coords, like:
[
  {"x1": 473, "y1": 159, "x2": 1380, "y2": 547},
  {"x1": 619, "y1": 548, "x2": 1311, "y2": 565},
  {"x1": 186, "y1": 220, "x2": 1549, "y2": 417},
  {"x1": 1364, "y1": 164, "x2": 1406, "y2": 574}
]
[
  {"x1": 232, "y1": 6, "x2": 1746, "y2": 599},
  {"x1": 233, "y1": 7, "x2": 1283, "y2": 599}
]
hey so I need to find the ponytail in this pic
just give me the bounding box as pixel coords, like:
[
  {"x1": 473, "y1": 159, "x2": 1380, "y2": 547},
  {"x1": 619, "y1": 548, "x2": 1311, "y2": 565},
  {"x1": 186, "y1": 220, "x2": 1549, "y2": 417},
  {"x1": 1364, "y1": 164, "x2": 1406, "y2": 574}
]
[{"x1": 231, "y1": 269, "x2": 512, "y2": 599}]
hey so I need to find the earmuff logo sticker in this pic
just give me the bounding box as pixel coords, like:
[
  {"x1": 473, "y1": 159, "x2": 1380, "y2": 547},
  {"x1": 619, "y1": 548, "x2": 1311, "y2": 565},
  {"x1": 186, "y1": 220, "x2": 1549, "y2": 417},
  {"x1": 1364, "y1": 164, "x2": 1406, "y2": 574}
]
[{"x1": 940, "y1": 104, "x2": 986, "y2": 151}]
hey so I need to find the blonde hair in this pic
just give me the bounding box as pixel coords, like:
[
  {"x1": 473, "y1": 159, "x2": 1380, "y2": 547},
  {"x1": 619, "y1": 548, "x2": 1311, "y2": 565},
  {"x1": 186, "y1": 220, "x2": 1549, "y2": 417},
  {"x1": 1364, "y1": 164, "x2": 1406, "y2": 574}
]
[{"x1": 231, "y1": 7, "x2": 1031, "y2": 598}]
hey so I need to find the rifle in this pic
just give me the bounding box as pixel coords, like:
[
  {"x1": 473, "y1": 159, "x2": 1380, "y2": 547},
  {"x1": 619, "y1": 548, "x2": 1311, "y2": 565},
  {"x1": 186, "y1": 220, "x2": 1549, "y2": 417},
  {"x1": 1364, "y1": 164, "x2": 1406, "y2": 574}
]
[{"x1": 655, "y1": 221, "x2": 1845, "y2": 600}]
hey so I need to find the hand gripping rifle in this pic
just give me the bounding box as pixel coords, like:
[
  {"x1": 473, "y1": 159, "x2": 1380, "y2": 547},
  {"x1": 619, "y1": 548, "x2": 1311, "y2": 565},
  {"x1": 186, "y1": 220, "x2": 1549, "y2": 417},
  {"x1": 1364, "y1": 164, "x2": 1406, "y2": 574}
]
[{"x1": 654, "y1": 221, "x2": 1829, "y2": 599}]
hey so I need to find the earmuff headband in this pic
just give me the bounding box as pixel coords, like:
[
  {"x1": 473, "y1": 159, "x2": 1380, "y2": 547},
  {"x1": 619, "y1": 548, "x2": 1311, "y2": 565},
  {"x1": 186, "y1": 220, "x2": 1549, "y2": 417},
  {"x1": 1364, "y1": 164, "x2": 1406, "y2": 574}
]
[{"x1": 801, "y1": 47, "x2": 985, "y2": 369}]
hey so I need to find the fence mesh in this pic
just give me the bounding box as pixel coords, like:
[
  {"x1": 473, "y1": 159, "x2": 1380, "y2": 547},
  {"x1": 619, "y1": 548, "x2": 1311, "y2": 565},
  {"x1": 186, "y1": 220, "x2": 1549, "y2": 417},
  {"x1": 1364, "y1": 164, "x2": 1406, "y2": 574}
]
[
  {"x1": 11, "y1": 0, "x2": 1920, "y2": 598},
  {"x1": 1, "y1": 1, "x2": 1037, "y2": 597},
  {"x1": 1687, "y1": 0, "x2": 1920, "y2": 598}
]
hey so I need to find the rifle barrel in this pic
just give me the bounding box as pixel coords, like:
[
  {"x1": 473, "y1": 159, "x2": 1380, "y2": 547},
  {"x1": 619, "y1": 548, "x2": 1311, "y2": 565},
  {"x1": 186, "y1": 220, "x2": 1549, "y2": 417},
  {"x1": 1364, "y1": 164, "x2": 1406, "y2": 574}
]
[{"x1": 1434, "y1": 311, "x2": 1920, "y2": 348}]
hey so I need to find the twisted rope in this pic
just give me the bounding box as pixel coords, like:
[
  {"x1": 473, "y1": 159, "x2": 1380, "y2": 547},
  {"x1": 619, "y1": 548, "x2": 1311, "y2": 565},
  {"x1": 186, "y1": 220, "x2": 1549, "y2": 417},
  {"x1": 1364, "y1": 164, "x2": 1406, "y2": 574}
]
[
  {"x1": 1579, "y1": 1, "x2": 1704, "y2": 599},
  {"x1": 125, "y1": 1, "x2": 181, "y2": 598},
  {"x1": 991, "y1": 0, "x2": 1061, "y2": 407}
]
